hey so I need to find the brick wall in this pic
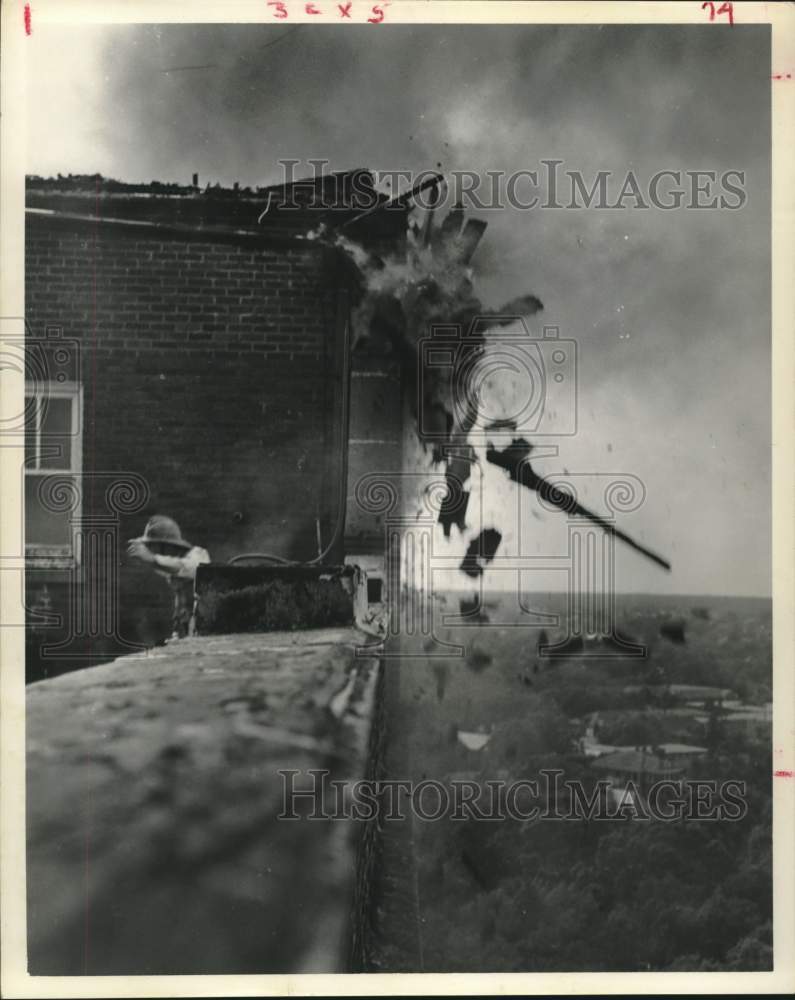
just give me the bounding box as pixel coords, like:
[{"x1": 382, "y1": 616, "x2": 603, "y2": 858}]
[{"x1": 25, "y1": 214, "x2": 350, "y2": 676}]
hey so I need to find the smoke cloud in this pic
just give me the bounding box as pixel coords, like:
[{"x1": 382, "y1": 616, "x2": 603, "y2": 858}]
[{"x1": 27, "y1": 22, "x2": 771, "y2": 595}]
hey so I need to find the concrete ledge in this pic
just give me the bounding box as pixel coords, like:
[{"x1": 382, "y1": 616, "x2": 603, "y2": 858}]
[{"x1": 26, "y1": 628, "x2": 382, "y2": 975}]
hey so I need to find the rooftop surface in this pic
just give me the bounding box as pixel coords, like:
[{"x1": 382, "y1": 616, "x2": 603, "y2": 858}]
[
  {"x1": 26, "y1": 628, "x2": 381, "y2": 974},
  {"x1": 590, "y1": 748, "x2": 687, "y2": 777},
  {"x1": 25, "y1": 170, "x2": 408, "y2": 241}
]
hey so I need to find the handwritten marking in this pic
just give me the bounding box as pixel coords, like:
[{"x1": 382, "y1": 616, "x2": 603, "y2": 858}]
[
  {"x1": 772, "y1": 73, "x2": 793, "y2": 80},
  {"x1": 702, "y1": 1, "x2": 734, "y2": 25},
  {"x1": 24, "y1": 2, "x2": 31, "y2": 34},
  {"x1": 367, "y1": 2, "x2": 388, "y2": 23},
  {"x1": 265, "y1": 0, "x2": 388, "y2": 20},
  {"x1": 774, "y1": 770, "x2": 793, "y2": 778}
]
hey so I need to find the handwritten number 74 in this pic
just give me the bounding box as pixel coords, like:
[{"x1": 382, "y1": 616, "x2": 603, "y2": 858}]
[{"x1": 702, "y1": 1, "x2": 734, "y2": 25}]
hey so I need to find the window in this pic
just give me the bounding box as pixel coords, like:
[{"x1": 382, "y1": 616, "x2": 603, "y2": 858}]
[{"x1": 24, "y1": 382, "x2": 82, "y2": 566}]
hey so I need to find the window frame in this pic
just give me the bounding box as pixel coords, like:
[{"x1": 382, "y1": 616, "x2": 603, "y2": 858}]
[{"x1": 24, "y1": 380, "x2": 83, "y2": 568}]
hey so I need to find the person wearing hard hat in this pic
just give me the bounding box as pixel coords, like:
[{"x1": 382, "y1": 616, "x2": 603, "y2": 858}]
[{"x1": 126, "y1": 515, "x2": 210, "y2": 638}]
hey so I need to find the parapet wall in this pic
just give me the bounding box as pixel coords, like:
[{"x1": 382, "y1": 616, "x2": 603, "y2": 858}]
[{"x1": 26, "y1": 627, "x2": 383, "y2": 974}]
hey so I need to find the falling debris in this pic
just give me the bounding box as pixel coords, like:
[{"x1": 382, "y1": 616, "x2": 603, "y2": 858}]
[
  {"x1": 460, "y1": 529, "x2": 502, "y2": 578},
  {"x1": 329, "y1": 187, "x2": 546, "y2": 567},
  {"x1": 457, "y1": 219, "x2": 488, "y2": 265},
  {"x1": 445, "y1": 446, "x2": 476, "y2": 482},
  {"x1": 459, "y1": 594, "x2": 479, "y2": 616},
  {"x1": 328, "y1": 177, "x2": 673, "y2": 593},
  {"x1": 431, "y1": 661, "x2": 449, "y2": 702},
  {"x1": 438, "y1": 485, "x2": 469, "y2": 537},
  {"x1": 486, "y1": 439, "x2": 671, "y2": 572},
  {"x1": 537, "y1": 629, "x2": 549, "y2": 655},
  {"x1": 490, "y1": 295, "x2": 544, "y2": 323},
  {"x1": 459, "y1": 594, "x2": 490, "y2": 623},
  {"x1": 438, "y1": 445, "x2": 475, "y2": 537},
  {"x1": 660, "y1": 618, "x2": 687, "y2": 645},
  {"x1": 466, "y1": 646, "x2": 493, "y2": 672},
  {"x1": 432, "y1": 200, "x2": 465, "y2": 254}
]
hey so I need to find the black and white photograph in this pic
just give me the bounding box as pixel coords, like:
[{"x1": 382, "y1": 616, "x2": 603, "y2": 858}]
[{"x1": 1, "y1": 0, "x2": 793, "y2": 994}]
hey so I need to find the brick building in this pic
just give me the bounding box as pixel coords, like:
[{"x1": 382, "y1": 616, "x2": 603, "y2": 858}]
[{"x1": 24, "y1": 172, "x2": 407, "y2": 680}]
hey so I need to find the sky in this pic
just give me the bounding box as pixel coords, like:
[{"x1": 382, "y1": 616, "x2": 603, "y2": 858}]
[{"x1": 26, "y1": 22, "x2": 772, "y2": 596}]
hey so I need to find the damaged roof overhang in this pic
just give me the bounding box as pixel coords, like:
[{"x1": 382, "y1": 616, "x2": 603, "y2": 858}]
[
  {"x1": 24, "y1": 205, "x2": 322, "y2": 252},
  {"x1": 25, "y1": 168, "x2": 413, "y2": 246}
]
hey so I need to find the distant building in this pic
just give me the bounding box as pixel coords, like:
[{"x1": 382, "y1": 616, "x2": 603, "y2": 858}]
[
  {"x1": 720, "y1": 703, "x2": 772, "y2": 741},
  {"x1": 579, "y1": 737, "x2": 623, "y2": 759},
  {"x1": 621, "y1": 683, "x2": 736, "y2": 709},
  {"x1": 590, "y1": 748, "x2": 686, "y2": 790},
  {"x1": 667, "y1": 684, "x2": 735, "y2": 705},
  {"x1": 652, "y1": 743, "x2": 708, "y2": 767},
  {"x1": 579, "y1": 712, "x2": 627, "y2": 758}
]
